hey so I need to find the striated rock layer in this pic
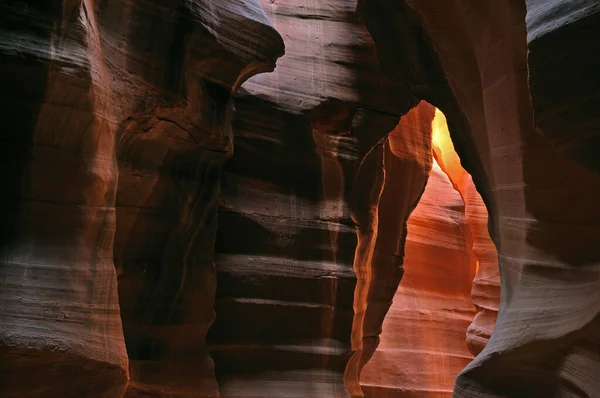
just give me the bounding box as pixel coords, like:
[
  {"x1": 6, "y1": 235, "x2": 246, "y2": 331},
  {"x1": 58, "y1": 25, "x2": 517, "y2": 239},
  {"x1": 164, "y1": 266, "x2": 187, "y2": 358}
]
[
  {"x1": 1, "y1": 0, "x2": 283, "y2": 396},
  {"x1": 345, "y1": 103, "x2": 435, "y2": 398},
  {"x1": 431, "y1": 110, "x2": 500, "y2": 357},
  {"x1": 206, "y1": 1, "x2": 433, "y2": 397},
  {"x1": 361, "y1": 158, "x2": 477, "y2": 398},
  {"x1": 359, "y1": 108, "x2": 501, "y2": 397},
  {"x1": 208, "y1": 99, "x2": 435, "y2": 397},
  {"x1": 463, "y1": 174, "x2": 500, "y2": 357},
  {"x1": 3, "y1": 0, "x2": 600, "y2": 396},
  {"x1": 359, "y1": 0, "x2": 600, "y2": 396}
]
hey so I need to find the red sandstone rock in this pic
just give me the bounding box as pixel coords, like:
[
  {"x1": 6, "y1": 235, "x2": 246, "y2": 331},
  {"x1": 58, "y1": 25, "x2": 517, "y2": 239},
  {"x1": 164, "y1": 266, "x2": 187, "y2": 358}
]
[
  {"x1": 206, "y1": 1, "x2": 424, "y2": 396},
  {"x1": 0, "y1": 2, "x2": 129, "y2": 395},
  {"x1": 1, "y1": 1, "x2": 283, "y2": 396},
  {"x1": 359, "y1": 1, "x2": 600, "y2": 396},
  {"x1": 431, "y1": 110, "x2": 500, "y2": 357},
  {"x1": 463, "y1": 175, "x2": 500, "y2": 357},
  {"x1": 359, "y1": 109, "x2": 499, "y2": 397},
  {"x1": 3, "y1": 0, "x2": 600, "y2": 397},
  {"x1": 345, "y1": 102, "x2": 435, "y2": 397},
  {"x1": 361, "y1": 158, "x2": 476, "y2": 397}
]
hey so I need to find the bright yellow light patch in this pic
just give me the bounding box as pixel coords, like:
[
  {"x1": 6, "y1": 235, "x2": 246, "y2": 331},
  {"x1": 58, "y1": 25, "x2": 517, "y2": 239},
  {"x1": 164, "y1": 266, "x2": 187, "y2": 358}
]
[{"x1": 431, "y1": 108, "x2": 468, "y2": 193}]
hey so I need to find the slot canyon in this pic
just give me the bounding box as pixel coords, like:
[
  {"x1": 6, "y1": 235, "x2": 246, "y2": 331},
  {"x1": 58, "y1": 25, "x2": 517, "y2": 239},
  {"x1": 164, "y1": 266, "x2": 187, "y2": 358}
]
[{"x1": 1, "y1": 1, "x2": 599, "y2": 397}]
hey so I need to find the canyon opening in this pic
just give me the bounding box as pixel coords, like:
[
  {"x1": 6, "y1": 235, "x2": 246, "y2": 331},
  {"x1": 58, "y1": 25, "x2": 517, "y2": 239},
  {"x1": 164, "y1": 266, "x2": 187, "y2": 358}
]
[{"x1": 360, "y1": 107, "x2": 499, "y2": 397}]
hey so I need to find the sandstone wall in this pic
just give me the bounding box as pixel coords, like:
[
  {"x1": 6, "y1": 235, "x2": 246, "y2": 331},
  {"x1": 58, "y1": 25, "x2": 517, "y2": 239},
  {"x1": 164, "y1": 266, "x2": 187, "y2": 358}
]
[
  {"x1": 359, "y1": 1, "x2": 600, "y2": 396},
  {"x1": 361, "y1": 158, "x2": 476, "y2": 397},
  {"x1": 205, "y1": 2, "x2": 436, "y2": 396},
  {"x1": 0, "y1": 1, "x2": 283, "y2": 396},
  {"x1": 431, "y1": 110, "x2": 500, "y2": 357},
  {"x1": 2, "y1": 0, "x2": 599, "y2": 397}
]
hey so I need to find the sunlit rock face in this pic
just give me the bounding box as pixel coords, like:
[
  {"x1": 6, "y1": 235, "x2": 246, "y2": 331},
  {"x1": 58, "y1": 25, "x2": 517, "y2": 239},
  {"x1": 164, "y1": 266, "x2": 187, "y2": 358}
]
[
  {"x1": 361, "y1": 158, "x2": 476, "y2": 398},
  {"x1": 3, "y1": 0, "x2": 600, "y2": 396},
  {"x1": 463, "y1": 174, "x2": 500, "y2": 357},
  {"x1": 0, "y1": 1, "x2": 283, "y2": 396},
  {"x1": 358, "y1": 1, "x2": 600, "y2": 396},
  {"x1": 347, "y1": 103, "x2": 435, "y2": 398},
  {"x1": 360, "y1": 109, "x2": 497, "y2": 397},
  {"x1": 431, "y1": 110, "x2": 500, "y2": 357}
]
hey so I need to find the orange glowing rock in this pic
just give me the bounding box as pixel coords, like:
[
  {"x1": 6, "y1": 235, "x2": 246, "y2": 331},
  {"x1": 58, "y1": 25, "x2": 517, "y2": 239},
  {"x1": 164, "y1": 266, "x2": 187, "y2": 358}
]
[
  {"x1": 360, "y1": 108, "x2": 500, "y2": 396},
  {"x1": 361, "y1": 157, "x2": 476, "y2": 396},
  {"x1": 430, "y1": 109, "x2": 500, "y2": 356}
]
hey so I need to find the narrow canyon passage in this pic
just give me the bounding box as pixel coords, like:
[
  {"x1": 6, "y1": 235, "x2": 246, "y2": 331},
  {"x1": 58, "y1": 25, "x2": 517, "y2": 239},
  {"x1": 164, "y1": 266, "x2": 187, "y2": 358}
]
[
  {"x1": 3, "y1": 1, "x2": 600, "y2": 397},
  {"x1": 360, "y1": 110, "x2": 499, "y2": 397},
  {"x1": 206, "y1": 99, "x2": 501, "y2": 398},
  {"x1": 206, "y1": 95, "x2": 358, "y2": 397}
]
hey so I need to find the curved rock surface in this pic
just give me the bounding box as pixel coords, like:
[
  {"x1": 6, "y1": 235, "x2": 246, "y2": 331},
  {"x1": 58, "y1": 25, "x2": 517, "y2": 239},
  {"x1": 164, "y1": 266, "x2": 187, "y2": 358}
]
[
  {"x1": 1, "y1": 0, "x2": 283, "y2": 396},
  {"x1": 346, "y1": 102, "x2": 434, "y2": 397},
  {"x1": 526, "y1": 0, "x2": 600, "y2": 173},
  {"x1": 205, "y1": 2, "x2": 434, "y2": 397},
  {"x1": 431, "y1": 110, "x2": 500, "y2": 357},
  {"x1": 3, "y1": 0, "x2": 600, "y2": 397},
  {"x1": 463, "y1": 175, "x2": 500, "y2": 357},
  {"x1": 358, "y1": 0, "x2": 600, "y2": 396},
  {"x1": 360, "y1": 158, "x2": 476, "y2": 397}
]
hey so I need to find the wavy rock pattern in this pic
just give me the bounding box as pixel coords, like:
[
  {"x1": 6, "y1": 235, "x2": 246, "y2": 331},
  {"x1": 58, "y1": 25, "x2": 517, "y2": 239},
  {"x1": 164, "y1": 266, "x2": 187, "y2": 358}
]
[
  {"x1": 205, "y1": 2, "x2": 433, "y2": 397},
  {"x1": 1, "y1": 1, "x2": 283, "y2": 396},
  {"x1": 346, "y1": 103, "x2": 435, "y2": 397},
  {"x1": 3, "y1": 0, "x2": 600, "y2": 397},
  {"x1": 361, "y1": 158, "x2": 477, "y2": 397},
  {"x1": 431, "y1": 110, "x2": 500, "y2": 357},
  {"x1": 463, "y1": 174, "x2": 500, "y2": 357},
  {"x1": 358, "y1": 1, "x2": 600, "y2": 396},
  {"x1": 359, "y1": 109, "x2": 499, "y2": 397}
]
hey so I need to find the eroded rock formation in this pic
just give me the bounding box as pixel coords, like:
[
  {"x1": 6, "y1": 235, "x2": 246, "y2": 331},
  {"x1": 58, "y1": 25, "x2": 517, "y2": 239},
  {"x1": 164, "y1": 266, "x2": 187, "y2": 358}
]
[
  {"x1": 361, "y1": 158, "x2": 477, "y2": 397},
  {"x1": 359, "y1": 1, "x2": 600, "y2": 396},
  {"x1": 463, "y1": 175, "x2": 500, "y2": 357},
  {"x1": 346, "y1": 103, "x2": 434, "y2": 397},
  {"x1": 1, "y1": 1, "x2": 283, "y2": 396},
  {"x1": 526, "y1": 0, "x2": 600, "y2": 173},
  {"x1": 2, "y1": 0, "x2": 600, "y2": 397},
  {"x1": 359, "y1": 109, "x2": 501, "y2": 397},
  {"x1": 431, "y1": 110, "x2": 500, "y2": 357},
  {"x1": 205, "y1": 1, "x2": 435, "y2": 394}
]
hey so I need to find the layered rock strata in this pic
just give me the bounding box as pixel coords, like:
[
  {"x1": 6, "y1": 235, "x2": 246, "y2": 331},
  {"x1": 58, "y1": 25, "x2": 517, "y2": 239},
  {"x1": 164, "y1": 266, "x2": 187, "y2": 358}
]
[
  {"x1": 431, "y1": 110, "x2": 500, "y2": 357},
  {"x1": 2, "y1": 0, "x2": 600, "y2": 397},
  {"x1": 359, "y1": 1, "x2": 600, "y2": 396},
  {"x1": 345, "y1": 103, "x2": 435, "y2": 397},
  {"x1": 462, "y1": 175, "x2": 500, "y2": 357},
  {"x1": 206, "y1": 1, "x2": 433, "y2": 396},
  {"x1": 360, "y1": 108, "x2": 501, "y2": 397},
  {"x1": 0, "y1": 1, "x2": 283, "y2": 396},
  {"x1": 208, "y1": 100, "x2": 435, "y2": 398},
  {"x1": 361, "y1": 158, "x2": 477, "y2": 397}
]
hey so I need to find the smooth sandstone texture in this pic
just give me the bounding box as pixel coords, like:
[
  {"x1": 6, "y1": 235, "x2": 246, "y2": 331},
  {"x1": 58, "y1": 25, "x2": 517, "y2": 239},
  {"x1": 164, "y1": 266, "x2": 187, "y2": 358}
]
[
  {"x1": 463, "y1": 175, "x2": 500, "y2": 357},
  {"x1": 1, "y1": 0, "x2": 283, "y2": 397},
  {"x1": 1, "y1": 2, "x2": 130, "y2": 396},
  {"x1": 360, "y1": 110, "x2": 498, "y2": 397},
  {"x1": 361, "y1": 158, "x2": 477, "y2": 398},
  {"x1": 206, "y1": 1, "x2": 433, "y2": 397},
  {"x1": 346, "y1": 103, "x2": 435, "y2": 398},
  {"x1": 431, "y1": 110, "x2": 500, "y2": 357},
  {"x1": 359, "y1": 1, "x2": 600, "y2": 396},
  {"x1": 526, "y1": 0, "x2": 600, "y2": 173},
  {"x1": 2, "y1": 0, "x2": 600, "y2": 397}
]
